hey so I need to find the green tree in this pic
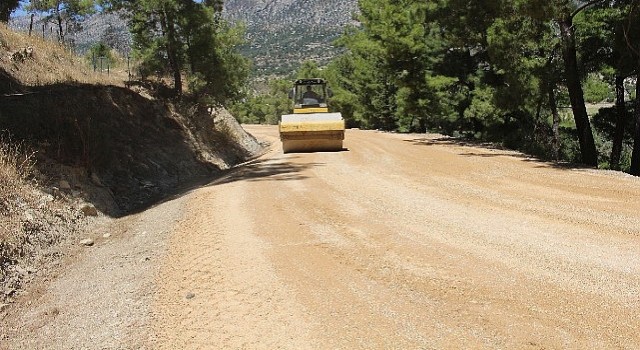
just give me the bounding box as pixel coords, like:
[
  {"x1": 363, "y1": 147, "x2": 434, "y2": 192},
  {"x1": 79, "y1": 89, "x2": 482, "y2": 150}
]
[
  {"x1": 86, "y1": 41, "x2": 116, "y2": 66},
  {"x1": 626, "y1": 1, "x2": 640, "y2": 175},
  {"x1": 130, "y1": 0, "x2": 185, "y2": 93},
  {"x1": 554, "y1": 0, "x2": 603, "y2": 166},
  {"x1": 583, "y1": 74, "x2": 612, "y2": 103},
  {"x1": 325, "y1": 0, "x2": 640, "y2": 171},
  {"x1": 324, "y1": 53, "x2": 366, "y2": 128},
  {"x1": 572, "y1": 1, "x2": 637, "y2": 169},
  {"x1": 28, "y1": 0, "x2": 95, "y2": 42},
  {"x1": 230, "y1": 78, "x2": 292, "y2": 125},
  {"x1": 295, "y1": 61, "x2": 323, "y2": 79},
  {"x1": 184, "y1": 11, "x2": 249, "y2": 102},
  {"x1": 329, "y1": 0, "x2": 432, "y2": 131},
  {"x1": 0, "y1": 0, "x2": 20, "y2": 22},
  {"x1": 105, "y1": 0, "x2": 248, "y2": 100}
]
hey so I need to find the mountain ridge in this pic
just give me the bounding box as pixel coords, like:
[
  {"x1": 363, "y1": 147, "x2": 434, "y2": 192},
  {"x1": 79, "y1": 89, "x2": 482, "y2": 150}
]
[
  {"x1": 9, "y1": 0, "x2": 360, "y2": 77},
  {"x1": 224, "y1": 0, "x2": 359, "y2": 76}
]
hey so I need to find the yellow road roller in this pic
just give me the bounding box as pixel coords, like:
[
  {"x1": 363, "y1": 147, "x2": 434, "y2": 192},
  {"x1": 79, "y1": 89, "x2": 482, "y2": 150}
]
[{"x1": 279, "y1": 78, "x2": 345, "y2": 153}]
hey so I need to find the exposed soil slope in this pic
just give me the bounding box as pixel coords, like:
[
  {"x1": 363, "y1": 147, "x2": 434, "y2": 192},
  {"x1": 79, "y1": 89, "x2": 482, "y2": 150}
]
[
  {"x1": 4, "y1": 126, "x2": 639, "y2": 349},
  {"x1": 0, "y1": 74, "x2": 261, "y2": 309},
  {"x1": 1, "y1": 24, "x2": 262, "y2": 215},
  {"x1": 1, "y1": 25, "x2": 262, "y2": 312},
  {"x1": 1, "y1": 81, "x2": 262, "y2": 214}
]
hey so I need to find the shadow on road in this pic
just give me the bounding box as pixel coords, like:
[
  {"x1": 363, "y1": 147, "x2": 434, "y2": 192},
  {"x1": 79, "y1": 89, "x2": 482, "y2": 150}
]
[
  {"x1": 406, "y1": 136, "x2": 511, "y2": 151},
  {"x1": 283, "y1": 148, "x2": 350, "y2": 154},
  {"x1": 125, "y1": 156, "x2": 324, "y2": 216},
  {"x1": 210, "y1": 157, "x2": 324, "y2": 186},
  {"x1": 458, "y1": 151, "x2": 526, "y2": 158},
  {"x1": 407, "y1": 136, "x2": 531, "y2": 158},
  {"x1": 406, "y1": 136, "x2": 596, "y2": 171}
]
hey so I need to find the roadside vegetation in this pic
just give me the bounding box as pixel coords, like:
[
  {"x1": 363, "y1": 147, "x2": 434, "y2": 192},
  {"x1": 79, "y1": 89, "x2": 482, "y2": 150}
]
[
  {"x1": 233, "y1": 0, "x2": 640, "y2": 175},
  {"x1": 0, "y1": 23, "x2": 123, "y2": 87},
  {"x1": 100, "y1": 0, "x2": 249, "y2": 103},
  {"x1": 329, "y1": 0, "x2": 640, "y2": 174}
]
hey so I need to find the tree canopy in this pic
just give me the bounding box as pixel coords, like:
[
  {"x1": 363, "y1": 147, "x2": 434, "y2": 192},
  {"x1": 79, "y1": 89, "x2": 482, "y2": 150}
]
[
  {"x1": 28, "y1": 0, "x2": 96, "y2": 42},
  {"x1": 319, "y1": 0, "x2": 640, "y2": 174},
  {"x1": 0, "y1": 0, "x2": 20, "y2": 22},
  {"x1": 103, "y1": 0, "x2": 249, "y2": 102}
]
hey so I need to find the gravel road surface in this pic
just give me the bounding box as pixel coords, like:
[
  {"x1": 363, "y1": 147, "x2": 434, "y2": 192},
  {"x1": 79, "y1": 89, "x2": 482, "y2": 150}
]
[{"x1": 3, "y1": 125, "x2": 640, "y2": 349}]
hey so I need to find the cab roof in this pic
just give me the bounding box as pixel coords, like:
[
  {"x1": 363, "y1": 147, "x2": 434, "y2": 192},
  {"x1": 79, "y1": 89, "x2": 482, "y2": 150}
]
[{"x1": 294, "y1": 78, "x2": 326, "y2": 85}]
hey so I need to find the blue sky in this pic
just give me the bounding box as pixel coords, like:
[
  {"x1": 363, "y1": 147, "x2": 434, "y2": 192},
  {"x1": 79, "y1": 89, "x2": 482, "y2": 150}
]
[{"x1": 11, "y1": 1, "x2": 29, "y2": 18}]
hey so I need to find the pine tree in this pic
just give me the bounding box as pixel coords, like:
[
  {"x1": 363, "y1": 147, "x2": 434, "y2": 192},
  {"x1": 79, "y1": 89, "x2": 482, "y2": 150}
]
[
  {"x1": 0, "y1": 0, "x2": 20, "y2": 22},
  {"x1": 105, "y1": 0, "x2": 248, "y2": 100},
  {"x1": 28, "y1": 0, "x2": 95, "y2": 42},
  {"x1": 325, "y1": 0, "x2": 640, "y2": 171}
]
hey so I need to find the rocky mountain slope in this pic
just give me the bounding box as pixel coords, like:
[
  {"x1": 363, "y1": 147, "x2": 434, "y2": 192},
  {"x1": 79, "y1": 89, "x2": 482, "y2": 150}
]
[
  {"x1": 10, "y1": 0, "x2": 359, "y2": 77},
  {"x1": 224, "y1": 0, "x2": 359, "y2": 76}
]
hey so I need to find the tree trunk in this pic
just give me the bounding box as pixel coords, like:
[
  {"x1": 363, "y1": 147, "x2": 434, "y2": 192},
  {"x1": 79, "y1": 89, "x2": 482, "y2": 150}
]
[
  {"x1": 559, "y1": 17, "x2": 598, "y2": 167},
  {"x1": 57, "y1": 15, "x2": 64, "y2": 43},
  {"x1": 610, "y1": 75, "x2": 626, "y2": 170},
  {"x1": 549, "y1": 84, "x2": 561, "y2": 161},
  {"x1": 186, "y1": 36, "x2": 195, "y2": 74},
  {"x1": 29, "y1": 14, "x2": 34, "y2": 36},
  {"x1": 160, "y1": 8, "x2": 182, "y2": 95},
  {"x1": 0, "y1": 9, "x2": 10, "y2": 22},
  {"x1": 55, "y1": 2, "x2": 64, "y2": 43},
  {"x1": 630, "y1": 64, "x2": 640, "y2": 176}
]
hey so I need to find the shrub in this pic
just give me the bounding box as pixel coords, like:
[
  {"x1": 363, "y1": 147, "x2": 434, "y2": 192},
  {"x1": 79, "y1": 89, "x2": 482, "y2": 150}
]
[
  {"x1": 584, "y1": 74, "x2": 614, "y2": 104},
  {"x1": 86, "y1": 41, "x2": 119, "y2": 70}
]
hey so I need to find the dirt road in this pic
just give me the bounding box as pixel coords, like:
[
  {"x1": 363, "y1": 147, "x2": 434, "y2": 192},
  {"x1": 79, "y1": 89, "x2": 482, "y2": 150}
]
[
  {"x1": 153, "y1": 126, "x2": 640, "y2": 349},
  {"x1": 3, "y1": 125, "x2": 640, "y2": 349}
]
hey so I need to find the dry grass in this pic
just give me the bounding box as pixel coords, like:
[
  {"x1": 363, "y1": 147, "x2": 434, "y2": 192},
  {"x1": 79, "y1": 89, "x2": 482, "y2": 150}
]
[
  {"x1": 0, "y1": 23, "x2": 126, "y2": 87},
  {"x1": 0, "y1": 134, "x2": 83, "y2": 299},
  {"x1": 0, "y1": 137, "x2": 37, "y2": 282},
  {"x1": 0, "y1": 25, "x2": 94, "y2": 298},
  {"x1": 0, "y1": 138, "x2": 35, "y2": 229}
]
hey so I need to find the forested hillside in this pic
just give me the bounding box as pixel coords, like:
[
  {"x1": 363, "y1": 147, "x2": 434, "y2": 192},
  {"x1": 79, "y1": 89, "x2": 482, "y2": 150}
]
[{"x1": 320, "y1": 1, "x2": 640, "y2": 175}]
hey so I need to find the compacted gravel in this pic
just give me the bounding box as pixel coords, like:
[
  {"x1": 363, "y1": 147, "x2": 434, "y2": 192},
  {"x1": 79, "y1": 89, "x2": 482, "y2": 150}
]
[{"x1": 3, "y1": 126, "x2": 640, "y2": 349}]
